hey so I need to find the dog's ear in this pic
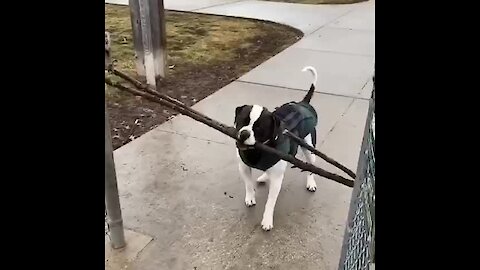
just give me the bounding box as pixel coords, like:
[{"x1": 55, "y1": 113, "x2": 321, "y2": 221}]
[
  {"x1": 234, "y1": 105, "x2": 246, "y2": 124},
  {"x1": 235, "y1": 105, "x2": 246, "y2": 117}
]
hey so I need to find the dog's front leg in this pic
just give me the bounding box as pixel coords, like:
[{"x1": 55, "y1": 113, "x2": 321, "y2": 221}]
[
  {"x1": 239, "y1": 161, "x2": 256, "y2": 207},
  {"x1": 261, "y1": 160, "x2": 287, "y2": 231}
]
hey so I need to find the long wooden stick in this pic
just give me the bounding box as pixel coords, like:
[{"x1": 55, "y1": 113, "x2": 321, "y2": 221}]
[
  {"x1": 105, "y1": 77, "x2": 236, "y2": 135},
  {"x1": 284, "y1": 130, "x2": 356, "y2": 179},
  {"x1": 109, "y1": 67, "x2": 356, "y2": 179},
  {"x1": 105, "y1": 78, "x2": 354, "y2": 188}
]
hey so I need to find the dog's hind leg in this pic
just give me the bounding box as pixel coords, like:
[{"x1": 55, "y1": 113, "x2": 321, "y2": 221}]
[
  {"x1": 239, "y1": 161, "x2": 256, "y2": 207},
  {"x1": 301, "y1": 133, "x2": 317, "y2": 192}
]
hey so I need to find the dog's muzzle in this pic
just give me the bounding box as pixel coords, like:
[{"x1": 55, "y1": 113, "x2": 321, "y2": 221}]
[
  {"x1": 238, "y1": 130, "x2": 250, "y2": 142},
  {"x1": 237, "y1": 130, "x2": 252, "y2": 150}
]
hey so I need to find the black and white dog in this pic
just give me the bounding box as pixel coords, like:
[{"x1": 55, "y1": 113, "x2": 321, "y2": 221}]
[{"x1": 234, "y1": 66, "x2": 319, "y2": 231}]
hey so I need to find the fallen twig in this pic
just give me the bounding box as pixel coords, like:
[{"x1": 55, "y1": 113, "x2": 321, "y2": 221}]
[
  {"x1": 109, "y1": 67, "x2": 356, "y2": 179},
  {"x1": 105, "y1": 77, "x2": 354, "y2": 188}
]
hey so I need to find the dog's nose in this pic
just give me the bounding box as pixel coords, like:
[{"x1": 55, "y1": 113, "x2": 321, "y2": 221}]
[{"x1": 238, "y1": 130, "x2": 250, "y2": 142}]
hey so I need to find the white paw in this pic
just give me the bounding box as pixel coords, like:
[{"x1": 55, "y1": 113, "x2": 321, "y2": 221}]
[
  {"x1": 261, "y1": 216, "x2": 273, "y2": 231},
  {"x1": 245, "y1": 193, "x2": 256, "y2": 207},
  {"x1": 257, "y1": 173, "x2": 268, "y2": 183},
  {"x1": 306, "y1": 177, "x2": 317, "y2": 192}
]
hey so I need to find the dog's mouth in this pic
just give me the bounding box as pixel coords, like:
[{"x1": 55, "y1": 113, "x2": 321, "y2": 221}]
[{"x1": 236, "y1": 142, "x2": 252, "y2": 150}]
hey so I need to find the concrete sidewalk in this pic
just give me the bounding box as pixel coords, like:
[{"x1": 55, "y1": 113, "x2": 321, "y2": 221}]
[{"x1": 105, "y1": 0, "x2": 374, "y2": 269}]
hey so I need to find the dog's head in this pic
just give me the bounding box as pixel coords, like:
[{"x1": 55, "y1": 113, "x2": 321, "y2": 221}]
[{"x1": 234, "y1": 104, "x2": 280, "y2": 149}]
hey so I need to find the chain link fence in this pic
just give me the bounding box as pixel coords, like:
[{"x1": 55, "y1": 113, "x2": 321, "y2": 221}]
[
  {"x1": 105, "y1": 204, "x2": 110, "y2": 236},
  {"x1": 338, "y1": 76, "x2": 375, "y2": 270}
]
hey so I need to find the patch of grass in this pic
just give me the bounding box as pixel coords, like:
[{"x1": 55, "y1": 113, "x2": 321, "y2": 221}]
[
  {"x1": 106, "y1": 5, "x2": 281, "y2": 76},
  {"x1": 105, "y1": 6, "x2": 136, "y2": 72},
  {"x1": 261, "y1": 0, "x2": 367, "y2": 4},
  {"x1": 167, "y1": 13, "x2": 263, "y2": 66}
]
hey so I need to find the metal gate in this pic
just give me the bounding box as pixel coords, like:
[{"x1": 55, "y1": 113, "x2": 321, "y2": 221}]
[{"x1": 338, "y1": 75, "x2": 375, "y2": 270}]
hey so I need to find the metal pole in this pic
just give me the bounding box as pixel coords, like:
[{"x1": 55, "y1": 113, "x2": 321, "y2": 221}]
[
  {"x1": 136, "y1": 0, "x2": 167, "y2": 89},
  {"x1": 105, "y1": 105, "x2": 126, "y2": 249},
  {"x1": 150, "y1": 0, "x2": 167, "y2": 79},
  {"x1": 129, "y1": 0, "x2": 146, "y2": 79}
]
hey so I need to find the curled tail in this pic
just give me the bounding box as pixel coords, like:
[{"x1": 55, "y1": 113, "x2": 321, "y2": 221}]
[{"x1": 301, "y1": 66, "x2": 317, "y2": 103}]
